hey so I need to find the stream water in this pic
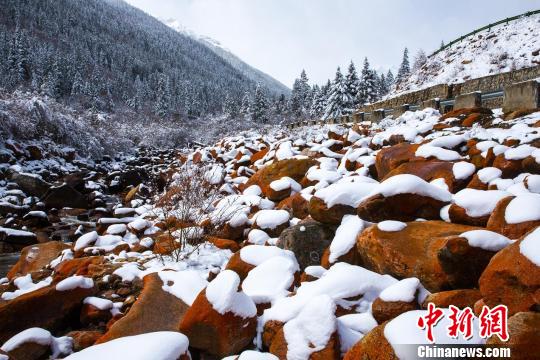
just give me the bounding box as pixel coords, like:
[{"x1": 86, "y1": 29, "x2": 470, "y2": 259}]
[{"x1": 0, "y1": 253, "x2": 20, "y2": 278}]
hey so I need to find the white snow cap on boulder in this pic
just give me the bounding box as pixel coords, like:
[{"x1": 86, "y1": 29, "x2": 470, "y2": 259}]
[
  {"x1": 64, "y1": 331, "x2": 189, "y2": 360},
  {"x1": 368, "y1": 174, "x2": 452, "y2": 202},
  {"x1": 206, "y1": 270, "x2": 257, "y2": 318}
]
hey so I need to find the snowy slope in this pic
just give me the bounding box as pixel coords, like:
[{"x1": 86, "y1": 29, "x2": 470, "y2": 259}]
[
  {"x1": 163, "y1": 18, "x2": 290, "y2": 95},
  {"x1": 392, "y1": 13, "x2": 540, "y2": 96}
]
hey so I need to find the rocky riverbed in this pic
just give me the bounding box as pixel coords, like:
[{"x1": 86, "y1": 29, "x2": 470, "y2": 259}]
[{"x1": 0, "y1": 107, "x2": 539, "y2": 359}]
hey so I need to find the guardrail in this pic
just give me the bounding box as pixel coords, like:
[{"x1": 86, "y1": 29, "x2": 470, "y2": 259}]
[{"x1": 430, "y1": 9, "x2": 540, "y2": 58}]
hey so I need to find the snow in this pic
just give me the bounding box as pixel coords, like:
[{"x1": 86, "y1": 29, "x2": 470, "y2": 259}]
[
  {"x1": 252, "y1": 209, "x2": 289, "y2": 230},
  {"x1": 1, "y1": 274, "x2": 52, "y2": 301},
  {"x1": 261, "y1": 263, "x2": 397, "y2": 332},
  {"x1": 461, "y1": 230, "x2": 513, "y2": 251},
  {"x1": 526, "y1": 175, "x2": 540, "y2": 193},
  {"x1": 519, "y1": 227, "x2": 540, "y2": 266},
  {"x1": 106, "y1": 224, "x2": 127, "y2": 235},
  {"x1": 83, "y1": 296, "x2": 113, "y2": 310},
  {"x1": 314, "y1": 181, "x2": 378, "y2": 208},
  {"x1": 242, "y1": 256, "x2": 297, "y2": 304},
  {"x1": 55, "y1": 275, "x2": 94, "y2": 291},
  {"x1": 128, "y1": 218, "x2": 150, "y2": 231},
  {"x1": 477, "y1": 167, "x2": 502, "y2": 183},
  {"x1": 1, "y1": 328, "x2": 72, "y2": 359},
  {"x1": 369, "y1": 174, "x2": 452, "y2": 202},
  {"x1": 328, "y1": 215, "x2": 364, "y2": 263},
  {"x1": 452, "y1": 161, "x2": 475, "y2": 180},
  {"x1": 391, "y1": 12, "x2": 540, "y2": 96},
  {"x1": 206, "y1": 270, "x2": 257, "y2": 318},
  {"x1": 384, "y1": 310, "x2": 484, "y2": 359},
  {"x1": 0, "y1": 227, "x2": 35, "y2": 238},
  {"x1": 379, "y1": 277, "x2": 420, "y2": 303},
  {"x1": 158, "y1": 270, "x2": 208, "y2": 306},
  {"x1": 377, "y1": 220, "x2": 407, "y2": 232},
  {"x1": 452, "y1": 189, "x2": 510, "y2": 217},
  {"x1": 416, "y1": 145, "x2": 461, "y2": 161},
  {"x1": 504, "y1": 193, "x2": 540, "y2": 224},
  {"x1": 64, "y1": 332, "x2": 189, "y2": 360},
  {"x1": 229, "y1": 351, "x2": 279, "y2": 360},
  {"x1": 283, "y1": 295, "x2": 337, "y2": 360},
  {"x1": 269, "y1": 177, "x2": 301, "y2": 192},
  {"x1": 504, "y1": 144, "x2": 535, "y2": 160},
  {"x1": 240, "y1": 245, "x2": 298, "y2": 268},
  {"x1": 74, "y1": 231, "x2": 99, "y2": 251},
  {"x1": 247, "y1": 229, "x2": 270, "y2": 245}
]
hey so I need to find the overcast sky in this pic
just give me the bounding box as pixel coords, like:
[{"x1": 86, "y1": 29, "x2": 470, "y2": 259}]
[{"x1": 125, "y1": 0, "x2": 538, "y2": 87}]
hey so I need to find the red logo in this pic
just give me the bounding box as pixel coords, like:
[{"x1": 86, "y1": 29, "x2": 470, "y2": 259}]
[{"x1": 417, "y1": 303, "x2": 509, "y2": 343}]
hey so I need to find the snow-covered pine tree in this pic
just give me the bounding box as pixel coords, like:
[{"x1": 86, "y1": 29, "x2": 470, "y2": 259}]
[
  {"x1": 345, "y1": 61, "x2": 360, "y2": 107},
  {"x1": 412, "y1": 49, "x2": 427, "y2": 72},
  {"x1": 396, "y1": 47, "x2": 410, "y2": 87},
  {"x1": 309, "y1": 85, "x2": 321, "y2": 119},
  {"x1": 273, "y1": 93, "x2": 288, "y2": 115},
  {"x1": 240, "y1": 91, "x2": 251, "y2": 118},
  {"x1": 358, "y1": 58, "x2": 378, "y2": 105},
  {"x1": 44, "y1": 58, "x2": 61, "y2": 98},
  {"x1": 252, "y1": 84, "x2": 269, "y2": 123},
  {"x1": 223, "y1": 92, "x2": 239, "y2": 119},
  {"x1": 323, "y1": 67, "x2": 353, "y2": 120},
  {"x1": 290, "y1": 70, "x2": 311, "y2": 117},
  {"x1": 71, "y1": 70, "x2": 84, "y2": 96},
  {"x1": 386, "y1": 70, "x2": 395, "y2": 89},
  {"x1": 378, "y1": 73, "x2": 388, "y2": 98},
  {"x1": 15, "y1": 28, "x2": 30, "y2": 82},
  {"x1": 154, "y1": 73, "x2": 171, "y2": 118}
]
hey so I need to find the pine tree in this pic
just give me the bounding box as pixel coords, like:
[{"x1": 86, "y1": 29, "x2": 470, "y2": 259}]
[
  {"x1": 154, "y1": 73, "x2": 171, "y2": 117},
  {"x1": 223, "y1": 92, "x2": 239, "y2": 119},
  {"x1": 240, "y1": 91, "x2": 251, "y2": 118},
  {"x1": 290, "y1": 70, "x2": 311, "y2": 117},
  {"x1": 323, "y1": 67, "x2": 353, "y2": 120},
  {"x1": 378, "y1": 73, "x2": 388, "y2": 98},
  {"x1": 273, "y1": 93, "x2": 288, "y2": 115},
  {"x1": 440, "y1": 41, "x2": 445, "y2": 49},
  {"x1": 386, "y1": 70, "x2": 395, "y2": 88},
  {"x1": 15, "y1": 28, "x2": 30, "y2": 82},
  {"x1": 71, "y1": 70, "x2": 84, "y2": 96},
  {"x1": 345, "y1": 61, "x2": 360, "y2": 107},
  {"x1": 357, "y1": 58, "x2": 378, "y2": 105},
  {"x1": 412, "y1": 49, "x2": 427, "y2": 72},
  {"x1": 252, "y1": 84, "x2": 269, "y2": 123},
  {"x1": 396, "y1": 48, "x2": 410, "y2": 86},
  {"x1": 44, "y1": 58, "x2": 61, "y2": 98}
]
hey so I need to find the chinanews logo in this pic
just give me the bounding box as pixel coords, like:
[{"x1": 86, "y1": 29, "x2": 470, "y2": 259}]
[{"x1": 417, "y1": 303, "x2": 509, "y2": 343}]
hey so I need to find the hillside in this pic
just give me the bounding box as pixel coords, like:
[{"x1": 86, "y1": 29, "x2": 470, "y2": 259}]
[
  {"x1": 392, "y1": 12, "x2": 540, "y2": 96},
  {"x1": 0, "y1": 0, "x2": 279, "y2": 117},
  {"x1": 163, "y1": 18, "x2": 290, "y2": 96}
]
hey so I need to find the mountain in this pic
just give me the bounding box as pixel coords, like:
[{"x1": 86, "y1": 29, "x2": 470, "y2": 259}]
[
  {"x1": 163, "y1": 19, "x2": 290, "y2": 96},
  {"x1": 0, "y1": 0, "x2": 281, "y2": 117},
  {"x1": 392, "y1": 12, "x2": 540, "y2": 96}
]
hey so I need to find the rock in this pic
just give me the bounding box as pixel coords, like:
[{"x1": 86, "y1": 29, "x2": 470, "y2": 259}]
[
  {"x1": 486, "y1": 312, "x2": 540, "y2": 360},
  {"x1": 277, "y1": 192, "x2": 310, "y2": 220},
  {"x1": 245, "y1": 158, "x2": 317, "y2": 199},
  {"x1": 493, "y1": 153, "x2": 523, "y2": 178},
  {"x1": 9, "y1": 171, "x2": 51, "y2": 197},
  {"x1": 422, "y1": 289, "x2": 482, "y2": 309},
  {"x1": 124, "y1": 184, "x2": 140, "y2": 204},
  {"x1": 371, "y1": 297, "x2": 418, "y2": 324},
  {"x1": 53, "y1": 256, "x2": 107, "y2": 281},
  {"x1": 343, "y1": 322, "x2": 397, "y2": 360},
  {"x1": 208, "y1": 236, "x2": 240, "y2": 252},
  {"x1": 179, "y1": 271, "x2": 257, "y2": 357},
  {"x1": 66, "y1": 330, "x2": 103, "y2": 352},
  {"x1": 42, "y1": 184, "x2": 89, "y2": 209},
  {"x1": 0, "y1": 281, "x2": 96, "y2": 343},
  {"x1": 225, "y1": 251, "x2": 257, "y2": 280},
  {"x1": 80, "y1": 302, "x2": 112, "y2": 326},
  {"x1": 356, "y1": 221, "x2": 487, "y2": 292},
  {"x1": 357, "y1": 193, "x2": 448, "y2": 223},
  {"x1": 270, "y1": 326, "x2": 341, "y2": 360},
  {"x1": 479, "y1": 228, "x2": 540, "y2": 315},
  {"x1": 487, "y1": 195, "x2": 540, "y2": 239},
  {"x1": 7, "y1": 241, "x2": 70, "y2": 280},
  {"x1": 22, "y1": 211, "x2": 51, "y2": 228},
  {"x1": 277, "y1": 219, "x2": 335, "y2": 270},
  {"x1": 375, "y1": 142, "x2": 420, "y2": 180},
  {"x1": 308, "y1": 196, "x2": 356, "y2": 225},
  {"x1": 0, "y1": 227, "x2": 37, "y2": 250},
  {"x1": 97, "y1": 272, "x2": 193, "y2": 343}
]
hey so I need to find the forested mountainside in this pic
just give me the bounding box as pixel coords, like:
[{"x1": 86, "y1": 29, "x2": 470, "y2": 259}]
[
  {"x1": 0, "y1": 0, "x2": 284, "y2": 118},
  {"x1": 163, "y1": 18, "x2": 290, "y2": 96}
]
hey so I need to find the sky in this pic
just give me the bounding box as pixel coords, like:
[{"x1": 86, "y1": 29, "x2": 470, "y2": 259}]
[{"x1": 125, "y1": 0, "x2": 539, "y2": 87}]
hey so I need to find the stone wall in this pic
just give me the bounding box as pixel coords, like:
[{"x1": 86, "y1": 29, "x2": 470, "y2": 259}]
[{"x1": 356, "y1": 65, "x2": 540, "y2": 114}]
